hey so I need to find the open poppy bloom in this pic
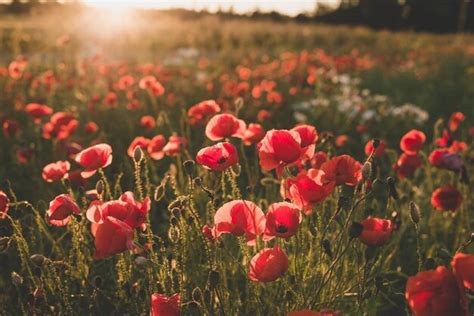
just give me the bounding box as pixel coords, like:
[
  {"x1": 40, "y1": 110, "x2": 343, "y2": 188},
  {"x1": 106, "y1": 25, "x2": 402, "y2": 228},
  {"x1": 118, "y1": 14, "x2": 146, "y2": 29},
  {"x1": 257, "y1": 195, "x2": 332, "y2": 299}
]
[
  {"x1": 147, "y1": 135, "x2": 167, "y2": 160},
  {"x1": 320, "y1": 155, "x2": 361, "y2": 186},
  {"x1": 163, "y1": 136, "x2": 187, "y2": 156},
  {"x1": 47, "y1": 194, "x2": 81, "y2": 226},
  {"x1": 248, "y1": 246, "x2": 289, "y2": 282},
  {"x1": 291, "y1": 124, "x2": 318, "y2": 156},
  {"x1": 393, "y1": 153, "x2": 422, "y2": 179},
  {"x1": 400, "y1": 129, "x2": 426, "y2": 155},
  {"x1": 243, "y1": 123, "x2": 265, "y2": 146},
  {"x1": 91, "y1": 216, "x2": 135, "y2": 260},
  {"x1": 75, "y1": 143, "x2": 113, "y2": 178},
  {"x1": 127, "y1": 136, "x2": 151, "y2": 158},
  {"x1": 42, "y1": 112, "x2": 79, "y2": 140},
  {"x1": 42, "y1": 160, "x2": 70, "y2": 183},
  {"x1": 282, "y1": 169, "x2": 334, "y2": 214},
  {"x1": 431, "y1": 186, "x2": 462, "y2": 212},
  {"x1": 405, "y1": 266, "x2": 467, "y2": 316},
  {"x1": 359, "y1": 217, "x2": 393, "y2": 247},
  {"x1": 25, "y1": 103, "x2": 53, "y2": 123},
  {"x1": 196, "y1": 142, "x2": 239, "y2": 172},
  {"x1": 263, "y1": 202, "x2": 302, "y2": 240},
  {"x1": 150, "y1": 293, "x2": 180, "y2": 316},
  {"x1": 0, "y1": 191, "x2": 9, "y2": 220},
  {"x1": 213, "y1": 200, "x2": 265, "y2": 246},
  {"x1": 258, "y1": 129, "x2": 304, "y2": 175},
  {"x1": 451, "y1": 252, "x2": 474, "y2": 291},
  {"x1": 428, "y1": 149, "x2": 463, "y2": 172},
  {"x1": 140, "y1": 115, "x2": 156, "y2": 131},
  {"x1": 205, "y1": 114, "x2": 246, "y2": 141},
  {"x1": 187, "y1": 99, "x2": 221, "y2": 125},
  {"x1": 364, "y1": 139, "x2": 387, "y2": 157}
]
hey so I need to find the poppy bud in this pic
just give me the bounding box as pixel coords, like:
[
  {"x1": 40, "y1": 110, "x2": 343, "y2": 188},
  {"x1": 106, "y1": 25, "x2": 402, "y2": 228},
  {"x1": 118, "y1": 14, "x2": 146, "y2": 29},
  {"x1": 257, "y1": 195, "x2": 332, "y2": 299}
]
[
  {"x1": 187, "y1": 301, "x2": 200, "y2": 315},
  {"x1": 30, "y1": 254, "x2": 46, "y2": 267},
  {"x1": 170, "y1": 216, "x2": 179, "y2": 227},
  {"x1": 409, "y1": 201, "x2": 421, "y2": 224},
  {"x1": 134, "y1": 256, "x2": 148, "y2": 268},
  {"x1": 192, "y1": 287, "x2": 202, "y2": 302},
  {"x1": 362, "y1": 162, "x2": 372, "y2": 180},
  {"x1": 235, "y1": 97, "x2": 244, "y2": 112},
  {"x1": 168, "y1": 227, "x2": 180, "y2": 243},
  {"x1": 208, "y1": 270, "x2": 220, "y2": 288},
  {"x1": 168, "y1": 199, "x2": 182, "y2": 211},
  {"x1": 11, "y1": 272, "x2": 23, "y2": 286},
  {"x1": 322, "y1": 239, "x2": 333, "y2": 259},
  {"x1": 133, "y1": 146, "x2": 143, "y2": 163},
  {"x1": 386, "y1": 177, "x2": 399, "y2": 200},
  {"x1": 154, "y1": 185, "x2": 165, "y2": 202},
  {"x1": 171, "y1": 207, "x2": 181, "y2": 218},
  {"x1": 183, "y1": 160, "x2": 195, "y2": 176},
  {"x1": 96, "y1": 180, "x2": 104, "y2": 196},
  {"x1": 93, "y1": 276, "x2": 103, "y2": 287},
  {"x1": 193, "y1": 177, "x2": 203, "y2": 186},
  {"x1": 349, "y1": 222, "x2": 364, "y2": 239},
  {"x1": 0, "y1": 237, "x2": 11, "y2": 252},
  {"x1": 213, "y1": 197, "x2": 222, "y2": 208}
]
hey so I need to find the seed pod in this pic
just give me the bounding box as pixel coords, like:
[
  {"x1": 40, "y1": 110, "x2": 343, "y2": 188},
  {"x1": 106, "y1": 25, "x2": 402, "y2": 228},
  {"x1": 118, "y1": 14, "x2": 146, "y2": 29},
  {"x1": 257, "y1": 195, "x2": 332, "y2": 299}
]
[
  {"x1": 193, "y1": 177, "x2": 203, "y2": 186},
  {"x1": 30, "y1": 254, "x2": 46, "y2": 267},
  {"x1": 386, "y1": 177, "x2": 399, "y2": 200},
  {"x1": 183, "y1": 160, "x2": 195, "y2": 176},
  {"x1": 133, "y1": 146, "x2": 143, "y2": 163},
  {"x1": 208, "y1": 270, "x2": 220, "y2": 288},
  {"x1": 96, "y1": 180, "x2": 104, "y2": 196},
  {"x1": 349, "y1": 222, "x2": 364, "y2": 239},
  {"x1": 213, "y1": 197, "x2": 222, "y2": 208},
  {"x1": 154, "y1": 185, "x2": 165, "y2": 202},
  {"x1": 171, "y1": 207, "x2": 181, "y2": 218},
  {"x1": 409, "y1": 201, "x2": 421, "y2": 224},
  {"x1": 0, "y1": 237, "x2": 11, "y2": 252},
  {"x1": 362, "y1": 162, "x2": 372, "y2": 180},
  {"x1": 192, "y1": 287, "x2": 202, "y2": 302},
  {"x1": 92, "y1": 276, "x2": 103, "y2": 287},
  {"x1": 11, "y1": 272, "x2": 23, "y2": 286}
]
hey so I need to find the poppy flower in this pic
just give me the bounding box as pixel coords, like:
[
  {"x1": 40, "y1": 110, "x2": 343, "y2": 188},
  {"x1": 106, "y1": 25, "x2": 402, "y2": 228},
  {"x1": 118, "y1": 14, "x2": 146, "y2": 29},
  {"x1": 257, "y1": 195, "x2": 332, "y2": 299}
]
[
  {"x1": 451, "y1": 252, "x2": 474, "y2": 291},
  {"x1": 0, "y1": 191, "x2": 9, "y2": 219},
  {"x1": 117, "y1": 75, "x2": 134, "y2": 90},
  {"x1": 258, "y1": 129, "x2": 304, "y2": 174},
  {"x1": 436, "y1": 129, "x2": 453, "y2": 148},
  {"x1": 205, "y1": 114, "x2": 246, "y2": 141},
  {"x1": 196, "y1": 142, "x2": 239, "y2": 172},
  {"x1": 150, "y1": 293, "x2": 180, "y2": 316},
  {"x1": 202, "y1": 225, "x2": 215, "y2": 242},
  {"x1": 243, "y1": 123, "x2": 265, "y2": 146},
  {"x1": 85, "y1": 122, "x2": 99, "y2": 134},
  {"x1": 8, "y1": 59, "x2": 27, "y2": 79},
  {"x1": 400, "y1": 129, "x2": 426, "y2": 155},
  {"x1": 320, "y1": 155, "x2": 361, "y2": 186},
  {"x1": 335, "y1": 135, "x2": 349, "y2": 147},
  {"x1": 91, "y1": 216, "x2": 135, "y2": 260},
  {"x1": 139, "y1": 75, "x2": 157, "y2": 90},
  {"x1": 292, "y1": 124, "x2": 318, "y2": 148},
  {"x1": 428, "y1": 149, "x2": 463, "y2": 172},
  {"x1": 449, "y1": 112, "x2": 465, "y2": 132},
  {"x1": 248, "y1": 246, "x2": 289, "y2": 282},
  {"x1": 263, "y1": 202, "x2": 302, "y2": 240},
  {"x1": 163, "y1": 136, "x2": 187, "y2": 156},
  {"x1": 42, "y1": 161, "x2": 70, "y2": 183},
  {"x1": 75, "y1": 143, "x2": 113, "y2": 178},
  {"x1": 3, "y1": 120, "x2": 19, "y2": 138},
  {"x1": 46, "y1": 194, "x2": 80, "y2": 226},
  {"x1": 405, "y1": 266, "x2": 467, "y2": 316},
  {"x1": 25, "y1": 103, "x2": 53, "y2": 122},
  {"x1": 364, "y1": 139, "x2": 387, "y2": 157},
  {"x1": 140, "y1": 115, "x2": 156, "y2": 131},
  {"x1": 42, "y1": 112, "x2": 78, "y2": 140},
  {"x1": 213, "y1": 200, "x2": 265, "y2": 246},
  {"x1": 147, "y1": 135, "x2": 167, "y2": 160},
  {"x1": 359, "y1": 217, "x2": 393, "y2": 247},
  {"x1": 187, "y1": 99, "x2": 221, "y2": 125},
  {"x1": 431, "y1": 186, "x2": 462, "y2": 212},
  {"x1": 283, "y1": 169, "x2": 334, "y2": 214},
  {"x1": 127, "y1": 137, "x2": 151, "y2": 158},
  {"x1": 394, "y1": 153, "x2": 422, "y2": 179}
]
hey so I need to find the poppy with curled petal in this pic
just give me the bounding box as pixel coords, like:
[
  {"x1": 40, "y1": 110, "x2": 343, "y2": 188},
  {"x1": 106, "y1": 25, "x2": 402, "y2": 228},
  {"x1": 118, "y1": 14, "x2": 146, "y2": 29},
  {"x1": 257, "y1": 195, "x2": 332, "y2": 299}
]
[
  {"x1": 243, "y1": 123, "x2": 265, "y2": 146},
  {"x1": 248, "y1": 246, "x2": 289, "y2": 282},
  {"x1": 196, "y1": 142, "x2": 239, "y2": 172},
  {"x1": 431, "y1": 186, "x2": 462, "y2": 212},
  {"x1": 0, "y1": 191, "x2": 9, "y2": 220},
  {"x1": 75, "y1": 143, "x2": 113, "y2": 178},
  {"x1": 47, "y1": 194, "x2": 80, "y2": 226},
  {"x1": 147, "y1": 135, "x2": 167, "y2": 160},
  {"x1": 213, "y1": 200, "x2": 265, "y2": 246},
  {"x1": 405, "y1": 266, "x2": 468, "y2": 316},
  {"x1": 127, "y1": 136, "x2": 150, "y2": 158},
  {"x1": 451, "y1": 252, "x2": 474, "y2": 291},
  {"x1": 258, "y1": 129, "x2": 303, "y2": 175},
  {"x1": 359, "y1": 217, "x2": 393, "y2": 247},
  {"x1": 291, "y1": 124, "x2": 318, "y2": 148},
  {"x1": 91, "y1": 216, "x2": 135, "y2": 260},
  {"x1": 150, "y1": 293, "x2": 180, "y2": 316},
  {"x1": 42, "y1": 160, "x2": 70, "y2": 183},
  {"x1": 320, "y1": 155, "x2": 361, "y2": 186},
  {"x1": 263, "y1": 202, "x2": 302, "y2": 240},
  {"x1": 282, "y1": 169, "x2": 335, "y2": 214},
  {"x1": 400, "y1": 129, "x2": 426, "y2": 155},
  {"x1": 205, "y1": 114, "x2": 246, "y2": 141},
  {"x1": 187, "y1": 99, "x2": 221, "y2": 125}
]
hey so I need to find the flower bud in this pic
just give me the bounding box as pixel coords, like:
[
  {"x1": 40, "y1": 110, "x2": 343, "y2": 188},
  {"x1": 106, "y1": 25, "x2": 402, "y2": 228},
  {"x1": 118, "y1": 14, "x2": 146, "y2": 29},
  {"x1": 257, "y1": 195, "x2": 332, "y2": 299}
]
[
  {"x1": 349, "y1": 222, "x2": 364, "y2": 239},
  {"x1": 409, "y1": 201, "x2": 421, "y2": 224},
  {"x1": 387, "y1": 177, "x2": 399, "y2": 200},
  {"x1": 11, "y1": 272, "x2": 23, "y2": 286},
  {"x1": 96, "y1": 180, "x2": 104, "y2": 196},
  {"x1": 208, "y1": 270, "x2": 220, "y2": 288},
  {"x1": 133, "y1": 146, "x2": 143, "y2": 163},
  {"x1": 92, "y1": 276, "x2": 103, "y2": 287},
  {"x1": 30, "y1": 254, "x2": 46, "y2": 267},
  {"x1": 362, "y1": 162, "x2": 372, "y2": 180},
  {"x1": 192, "y1": 287, "x2": 202, "y2": 302},
  {"x1": 183, "y1": 160, "x2": 195, "y2": 176},
  {"x1": 193, "y1": 177, "x2": 203, "y2": 187},
  {"x1": 154, "y1": 185, "x2": 165, "y2": 202}
]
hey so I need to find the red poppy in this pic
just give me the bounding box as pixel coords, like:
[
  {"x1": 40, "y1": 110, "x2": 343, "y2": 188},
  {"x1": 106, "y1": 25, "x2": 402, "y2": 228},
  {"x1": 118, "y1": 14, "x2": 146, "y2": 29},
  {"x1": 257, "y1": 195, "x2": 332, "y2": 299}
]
[
  {"x1": 8, "y1": 59, "x2": 27, "y2": 79},
  {"x1": 335, "y1": 135, "x2": 349, "y2": 147},
  {"x1": 196, "y1": 142, "x2": 239, "y2": 172},
  {"x1": 431, "y1": 186, "x2": 462, "y2": 212},
  {"x1": 42, "y1": 161, "x2": 70, "y2": 183},
  {"x1": 428, "y1": 149, "x2": 463, "y2": 172},
  {"x1": 436, "y1": 129, "x2": 452, "y2": 148},
  {"x1": 449, "y1": 112, "x2": 465, "y2": 132},
  {"x1": 400, "y1": 129, "x2": 426, "y2": 155},
  {"x1": 451, "y1": 252, "x2": 474, "y2": 291},
  {"x1": 0, "y1": 191, "x2": 9, "y2": 220},
  {"x1": 394, "y1": 153, "x2": 422, "y2": 179},
  {"x1": 291, "y1": 124, "x2": 318, "y2": 148},
  {"x1": 263, "y1": 202, "x2": 301, "y2": 240},
  {"x1": 320, "y1": 155, "x2": 361, "y2": 186},
  {"x1": 283, "y1": 169, "x2": 334, "y2": 214},
  {"x1": 205, "y1": 114, "x2": 246, "y2": 141},
  {"x1": 127, "y1": 136, "x2": 151, "y2": 158},
  {"x1": 243, "y1": 123, "x2": 265, "y2": 146},
  {"x1": 139, "y1": 75, "x2": 157, "y2": 90},
  {"x1": 42, "y1": 112, "x2": 78, "y2": 140},
  {"x1": 163, "y1": 136, "x2": 187, "y2": 156},
  {"x1": 85, "y1": 122, "x2": 99, "y2": 134},
  {"x1": 147, "y1": 135, "x2": 167, "y2": 160},
  {"x1": 202, "y1": 224, "x2": 215, "y2": 242},
  {"x1": 3, "y1": 120, "x2": 19, "y2": 138},
  {"x1": 448, "y1": 141, "x2": 468, "y2": 153},
  {"x1": 117, "y1": 75, "x2": 134, "y2": 90},
  {"x1": 75, "y1": 143, "x2": 113, "y2": 178},
  {"x1": 405, "y1": 266, "x2": 467, "y2": 316},
  {"x1": 364, "y1": 139, "x2": 387, "y2": 157},
  {"x1": 213, "y1": 200, "x2": 265, "y2": 246},
  {"x1": 150, "y1": 293, "x2": 180, "y2": 316},
  {"x1": 91, "y1": 216, "x2": 135, "y2": 260},
  {"x1": 140, "y1": 115, "x2": 156, "y2": 131},
  {"x1": 25, "y1": 103, "x2": 53, "y2": 123},
  {"x1": 187, "y1": 99, "x2": 221, "y2": 125},
  {"x1": 47, "y1": 194, "x2": 80, "y2": 226},
  {"x1": 258, "y1": 129, "x2": 304, "y2": 174},
  {"x1": 248, "y1": 246, "x2": 289, "y2": 282},
  {"x1": 359, "y1": 217, "x2": 393, "y2": 247},
  {"x1": 150, "y1": 81, "x2": 165, "y2": 96}
]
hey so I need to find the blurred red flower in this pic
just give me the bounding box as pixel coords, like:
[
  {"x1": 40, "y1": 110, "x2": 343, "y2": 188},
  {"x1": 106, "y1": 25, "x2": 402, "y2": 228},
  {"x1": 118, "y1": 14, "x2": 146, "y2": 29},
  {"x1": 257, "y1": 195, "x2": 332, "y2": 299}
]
[
  {"x1": 0, "y1": 191, "x2": 9, "y2": 220},
  {"x1": 205, "y1": 114, "x2": 246, "y2": 141},
  {"x1": 42, "y1": 160, "x2": 70, "y2": 183},
  {"x1": 394, "y1": 153, "x2": 422, "y2": 179},
  {"x1": 187, "y1": 99, "x2": 221, "y2": 125},
  {"x1": 25, "y1": 103, "x2": 53, "y2": 123},
  {"x1": 163, "y1": 136, "x2": 187, "y2": 156},
  {"x1": 359, "y1": 217, "x2": 393, "y2": 247},
  {"x1": 140, "y1": 115, "x2": 156, "y2": 131},
  {"x1": 400, "y1": 129, "x2": 426, "y2": 155},
  {"x1": 196, "y1": 142, "x2": 239, "y2": 172},
  {"x1": 320, "y1": 155, "x2": 361, "y2": 186},
  {"x1": 364, "y1": 139, "x2": 387, "y2": 157},
  {"x1": 431, "y1": 186, "x2": 462, "y2": 212},
  {"x1": 248, "y1": 246, "x2": 289, "y2": 282},
  {"x1": 449, "y1": 112, "x2": 465, "y2": 132},
  {"x1": 150, "y1": 293, "x2": 180, "y2": 316},
  {"x1": 47, "y1": 194, "x2": 80, "y2": 226},
  {"x1": 243, "y1": 123, "x2": 265, "y2": 146},
  {"x1": 451, "y1": 252, "x2": 474, "y2": 291},
  {"x1": 147, "y1": 135, "x2": 167, "y2": 160},
  {"x1": 127, "y1": 136, "x2": 151, "y2": 158}
]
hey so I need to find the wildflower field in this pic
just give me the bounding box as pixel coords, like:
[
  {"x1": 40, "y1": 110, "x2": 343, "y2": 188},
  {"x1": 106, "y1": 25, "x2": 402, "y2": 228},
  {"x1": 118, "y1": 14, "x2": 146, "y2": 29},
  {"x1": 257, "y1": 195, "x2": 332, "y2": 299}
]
[{"x1": 0, "y1": 10, "x2": 473, "y2": 315}]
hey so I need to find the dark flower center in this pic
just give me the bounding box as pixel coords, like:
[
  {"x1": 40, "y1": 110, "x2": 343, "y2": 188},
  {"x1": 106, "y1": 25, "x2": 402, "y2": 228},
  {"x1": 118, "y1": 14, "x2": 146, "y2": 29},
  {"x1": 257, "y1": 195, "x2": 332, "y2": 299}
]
[
  {"x1": 276, "y1": 225, "x2": 288, "y2": 234},
  {"x1": 217, "y1": 157, "x2": 227, "y2": 164}
]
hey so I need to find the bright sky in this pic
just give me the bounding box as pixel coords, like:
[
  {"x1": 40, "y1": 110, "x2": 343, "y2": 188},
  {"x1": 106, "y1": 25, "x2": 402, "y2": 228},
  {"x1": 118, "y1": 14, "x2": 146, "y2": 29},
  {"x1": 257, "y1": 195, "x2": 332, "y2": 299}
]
[{"x1": 81, "y1": 0, "x2": 340, "y2": 16}]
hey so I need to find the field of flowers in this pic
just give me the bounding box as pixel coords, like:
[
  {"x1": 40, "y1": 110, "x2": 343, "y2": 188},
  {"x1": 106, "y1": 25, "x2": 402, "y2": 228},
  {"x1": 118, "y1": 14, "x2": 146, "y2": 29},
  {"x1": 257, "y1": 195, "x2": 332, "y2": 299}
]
[{"x1": 0, "y1": 11, "x2": 473, "y2": 315}]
